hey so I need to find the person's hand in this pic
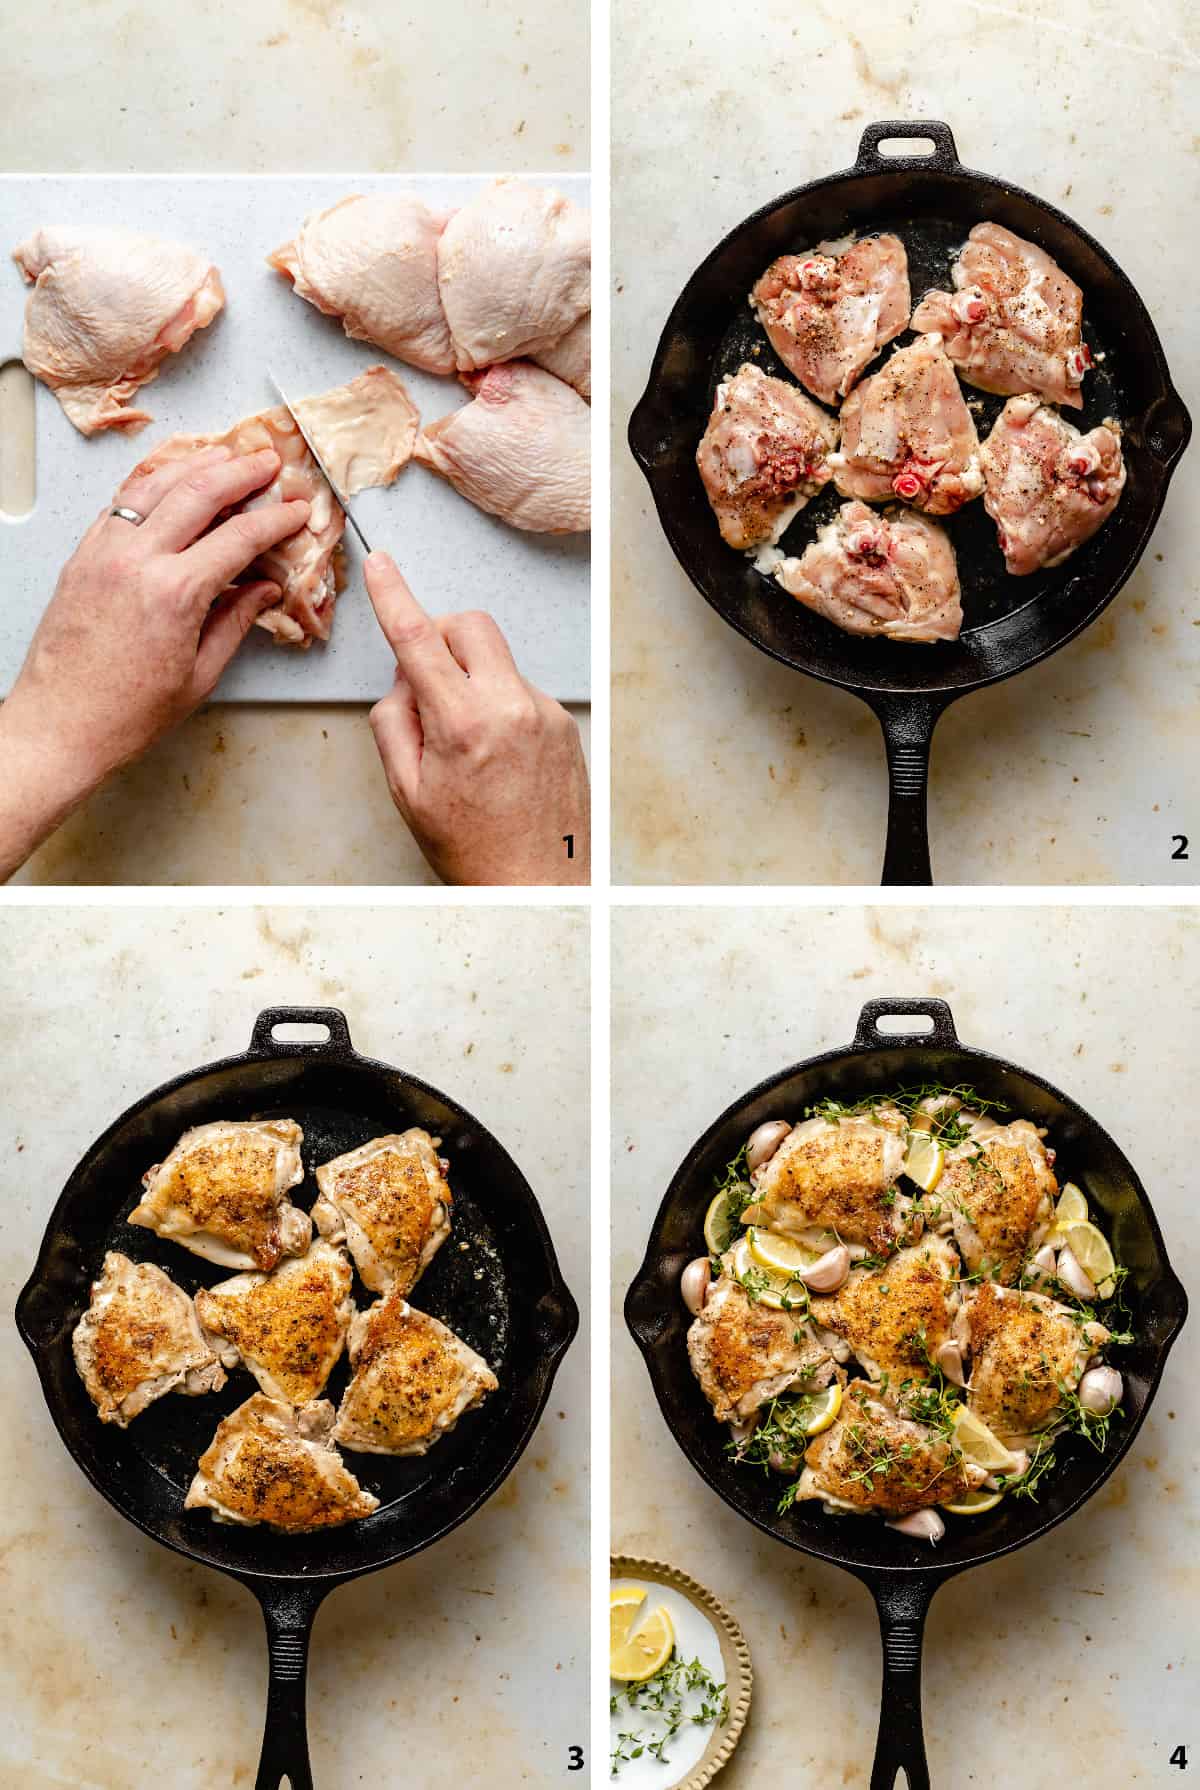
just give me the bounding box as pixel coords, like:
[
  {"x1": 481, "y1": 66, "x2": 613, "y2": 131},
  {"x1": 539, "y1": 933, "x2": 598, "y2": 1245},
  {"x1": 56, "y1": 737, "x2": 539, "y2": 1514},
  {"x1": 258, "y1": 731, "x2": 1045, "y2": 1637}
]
[
  {"x1": 0, "y1": 444, "x2": 310, "y2": 879},
  {"x1": 365, "y1": 551, "x2": 590, "y2": 886}
]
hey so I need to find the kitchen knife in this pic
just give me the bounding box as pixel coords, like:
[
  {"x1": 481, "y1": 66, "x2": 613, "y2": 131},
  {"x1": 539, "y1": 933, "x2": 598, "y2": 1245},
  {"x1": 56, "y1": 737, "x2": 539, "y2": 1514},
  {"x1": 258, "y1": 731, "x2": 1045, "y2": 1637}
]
[{"x1": 267, "y1": 371, "x2": 372, "y2": 554}]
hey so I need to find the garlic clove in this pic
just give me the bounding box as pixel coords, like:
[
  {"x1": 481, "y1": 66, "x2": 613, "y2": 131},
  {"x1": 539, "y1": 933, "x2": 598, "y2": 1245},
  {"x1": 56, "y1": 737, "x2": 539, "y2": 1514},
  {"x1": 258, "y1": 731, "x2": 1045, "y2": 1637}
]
[
  {"x1": 799, "y1": 1244, "x2": 852, "y2": 1294},
  {"x1": 1057, "y1": 1244, "x2": 1097, "y2": 1301},
  {"x1": 887, "y1": 1509, "x2": 945, "y2": 1542},
  {"x1": 1078, "y1": 1365, "x2": 1123, "y2": 1416},
  {"x1": 746, "y1": 1119, "x2": 792, "y2": 1173},
  {"x1": 680, "y1": 1256, "x2": 711, "y2": 1316}
]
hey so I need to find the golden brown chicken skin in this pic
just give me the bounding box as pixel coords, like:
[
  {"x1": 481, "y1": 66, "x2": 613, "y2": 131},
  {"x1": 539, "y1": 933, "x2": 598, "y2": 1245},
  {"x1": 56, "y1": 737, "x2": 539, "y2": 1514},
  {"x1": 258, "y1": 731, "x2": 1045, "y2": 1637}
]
[
  {"x1": 966, "y1": 1282, "x2": 1109, "y2": 1445},
  {"x1": 928, "y1": 1111, "x2": 1056, "y2": 1283},
  {"x1": 742, "y1": 1107, "x2": 912, "y2": 1256},
  {"x1": 313, "y1": 1130, "x2": 452, "y2": 1296},
  {"x1": 72, "y1": 1251, "x2": 226, "y2": 1425},
  {"x1": 808, "y1": 1237, "x2": 962, "y2": 1385},
  {"x1": 195, "y1": 1240, "x2": 355, "y2": 1406},
  {"x1": 797, "y1": 1380, "x2": 984, "y2": 1514},
  {"x1": 129, "y1": 1118, "x2": 310, "y2": 1272},
  {"x1": 333, "y1": 1290, "x2": 497, "y2": 1456},
  {"x1": 185, "y1": 1395, "x2": 378, "y2": 1532},
  {"x1": 687, "y1": 1274, "x2": 835, "y2": 1425}
]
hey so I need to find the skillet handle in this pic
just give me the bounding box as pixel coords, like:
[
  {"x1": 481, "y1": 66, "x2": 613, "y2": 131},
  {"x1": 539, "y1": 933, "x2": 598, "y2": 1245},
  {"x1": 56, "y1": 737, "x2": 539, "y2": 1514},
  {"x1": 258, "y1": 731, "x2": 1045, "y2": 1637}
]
[
  {"x1": 251, "y1": 1580, "x2": 330, "y2": 1790},
  {"x1": 852, "y1": 998, "x2": 959, "y2": 1051},
  {"x1": 866, "y1": 1573, "x2": 939, "y2": 1790},
  {"x1": 855, "y1": 120, "x2": 961, "y2": 173},
  {"x1": 862, "y1": 691, "x2": 954, "y2": 886},
  {"x1": 248, "y1": 1006, "x2": 354, "y2": 1056}
]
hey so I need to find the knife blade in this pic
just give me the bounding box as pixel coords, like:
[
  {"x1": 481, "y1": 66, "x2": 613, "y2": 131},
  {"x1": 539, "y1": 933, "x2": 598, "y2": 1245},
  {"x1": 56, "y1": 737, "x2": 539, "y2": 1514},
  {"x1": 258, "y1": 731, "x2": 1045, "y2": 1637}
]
[{"x1": 267, "y1": 371, "x2": 372, "y2": 554}]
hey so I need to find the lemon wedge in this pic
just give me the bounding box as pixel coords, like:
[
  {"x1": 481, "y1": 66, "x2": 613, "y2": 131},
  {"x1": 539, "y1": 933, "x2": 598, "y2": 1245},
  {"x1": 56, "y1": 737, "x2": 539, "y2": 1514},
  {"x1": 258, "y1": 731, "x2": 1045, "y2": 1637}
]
[
  {"x1": 951, "y1": 1406, "x2": 1024, "y2": 1474},
  {"x1": 610, "y1": 1586, "x2": 646, "y2": 1653},
  {"x1": 1054, "y1": 1183, "x2": 1089, "y2": 1228},
  {"x1": 802, "y1": 1381, "x2": 842, "y2": 1437},
  {"x1": 942, "y1": 1486, "x2": 1004, "y2": 1516},
  {"x1": 749, "y1": 1229, "x2": 819, "y2": 1277},
  {"x1": 903, "y1": 1130, "x2": 945, "y2": 1193},
  {"x1": 611, "y1": 1602, "x2": 675, "y2": 1683},
  {"x1": 704, "y1": 1186, "x2": 747, "y2": 1258},
  {"x1": 729, "y1": 1235, "x2": 809, "y2": 1310},
  {"x1": 1065, "y1": 1221, "x2": 1116, "y2": 1298}
]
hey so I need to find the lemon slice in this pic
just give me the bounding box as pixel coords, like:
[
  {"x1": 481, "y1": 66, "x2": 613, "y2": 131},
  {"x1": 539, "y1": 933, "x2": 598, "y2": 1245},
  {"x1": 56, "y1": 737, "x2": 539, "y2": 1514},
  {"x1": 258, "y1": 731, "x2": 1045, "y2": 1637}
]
[
  {"x1": 942, "y1": 1487, "x2": 1004, "y2": 1516},
  {"x1": 611, "y1": 1603, "x2": 675, "y2": 1683},
  {"x1": 1065, "y1": 1221, "x2": 1116, "y2": 1297},
  {"x1": 749, "y1": 1229, "x2": 819, "y2": 1276},
  {"x1": 704, "y1": 1186, "x2": 748, "y2": 1258},
  {"x1": 729, "y1": 1235, "x2": 809, "y2": 1310},
  {"x1": 802, "y1": 1381, "x2": 842, "y2": 1437},
  {"x1": 610, "y1": 1586, "x2": 646, "y2": 1653},
  {"x1": 951, "y1": 1406, "x2": 1023, "y2": 1474},
  {"x1": 903, "y1": 1130, "x2": 945, "y2": 1193},
  {"x1": 1054, "y1": 1184, "x2": 1089, "y2": 1228}
]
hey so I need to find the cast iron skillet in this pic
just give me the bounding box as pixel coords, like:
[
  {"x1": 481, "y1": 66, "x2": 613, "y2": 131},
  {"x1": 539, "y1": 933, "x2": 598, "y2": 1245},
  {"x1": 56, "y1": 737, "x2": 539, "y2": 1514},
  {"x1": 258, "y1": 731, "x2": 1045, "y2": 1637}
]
[
  {"x1": 15, "y1": 1006, "x2": 578, "y2": 1790},
  {"x1": 628, "y1": 122, "x2": 1192, "y2": 884},
  {"x1": 625, "y1": 997, "x2": 1186, "y2": 1788}
]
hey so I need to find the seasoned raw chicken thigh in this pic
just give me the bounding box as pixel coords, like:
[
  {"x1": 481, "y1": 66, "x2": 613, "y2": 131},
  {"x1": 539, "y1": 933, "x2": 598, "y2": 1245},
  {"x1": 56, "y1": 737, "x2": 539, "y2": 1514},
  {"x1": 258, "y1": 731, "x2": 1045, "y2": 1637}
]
[
  {"x1": 832, "y1": 334, "x2": 984, "y2": 515},
  {"x1": 72, "y1": 1251, "x2": 226, "y2": 1426},
  {"x1": 686, "y1": 1275, "x2": 836, "y2": 1425},
  {"x1": 750, "y1": 234, "x2": 910, "y2": 406},
  {"x1": 195, "y1": 1239, "x2": 355, "y2": 1405},
  {"x1": 911, "y1": 223, "x2": 1090, "y2": 409},
  {"x1": 437, "y1": 178, "x2": 590, "y2": 372},
  {"x1": 696, "y1": 361, "x2": 838, "y2": 551},
  {"x1": 808, "y1": 1236, "x2": 963, "y2": 1386},
  {"x1": 920, "y1": 1099, "x2": 1056, "y2": 1283},
  {"x1": 13, "y1": 226, "x2": 224, "y2": 435},
  {"x1": 980, "y1": 395, "x2": 1125, "y2": 576},
  {"x1": 742, "y1": 1107, "x2": 913, "y2": 1256},
  {"x1": 966, "y1": 1281, "x2": 1109, "y2": 1446},
  {"x1": 415, "y1": 362, "x2": 590, "y2": 533},
  {"x1": 774, "y1": 500, "x2": 962, "y2": 643},
  {"x1": 795, "y1": 1380, "x2": 986, "y2": 1514},
  {"x1": 129, "y1": 1118, "x2": 311, "y2": 1272},
  {"x1": 313, "y1": 1130, "x2": 452, "y2": 1297},
  {"x1": 185, "y1": 1394, "x2": 378, "y2": 1532},
  {"x1": 269, "y1": 192, "x2": 454, "y2": 374},
  {"x1": 333, "y1": 1290, "x2": 498, "y2": 1456}
]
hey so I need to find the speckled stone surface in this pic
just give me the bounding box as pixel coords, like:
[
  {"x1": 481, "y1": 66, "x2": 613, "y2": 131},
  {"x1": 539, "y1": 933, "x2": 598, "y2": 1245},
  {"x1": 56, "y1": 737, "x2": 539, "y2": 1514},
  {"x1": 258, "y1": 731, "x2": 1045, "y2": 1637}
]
[
  {"x1": 0, "y1": 904, "x2": 588, "y2": 1788},
  {"x1": 612, "y1": 904, "x2": 1197, "y2": 1785},
  {"x1": 612, "y1": 0, "x2": 1199, "y2": 885}
]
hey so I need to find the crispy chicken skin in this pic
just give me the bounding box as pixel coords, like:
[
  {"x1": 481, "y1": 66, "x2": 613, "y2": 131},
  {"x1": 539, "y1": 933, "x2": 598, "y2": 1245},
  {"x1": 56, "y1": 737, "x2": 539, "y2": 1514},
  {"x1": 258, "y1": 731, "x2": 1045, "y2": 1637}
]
[
  {"x1": 831, "y1": 333, "x2": 984, "y2": 516},
  {"x1": 922, "y1": 1102, "x2": 1057, "y2": 1283},
  {"x1": 774, "y1": 500, "x2": 962, "y2": 643},
  {"x1": 966, "y1": 1282, "x2": 1109, "y2": 1445},
  {"x1": 750, "y1": 234, "x2": 910, "y2": 406},
  {"x1": 194, "y1": 1240, "x2": 355, "y2": 1406},
  {"x1": 808, "y1": 1236, "x2": 963, "y2": 1385},
  {"x1": 980, "y1": 395, "x2": 1125, "y2": 576},
  {"x1": 129, "y1": 1118, "x2": 310, "y2": 1273},
  {"x1": 333, "y1": 1290, "x2": 498, "y2": 1456},
  {"x1": 796, "y1": 1380, "x2": 986, "y2": 1514},
  {"x1": 911, "y1": 223, "x2": 1089, "y2": 410},
  {"x1": 72, "y1": 1250, "x2": 226, "y2": 1426},
  {"x1": 687, "y1": 1275, "x2": 836, "y2": 1425},
  {"x1": 313, "y1": 1130, "x2": 452, "y2": 1297},
  {"x1": 742, "y1": 1107, "x2": 912, "y2": 1256},
  {"x1": 185, "y1": 1394, "x2": 378, "y2": 1532},
  {"x1": 696, "y1": 362, "x2": 839, "y2": 551}
]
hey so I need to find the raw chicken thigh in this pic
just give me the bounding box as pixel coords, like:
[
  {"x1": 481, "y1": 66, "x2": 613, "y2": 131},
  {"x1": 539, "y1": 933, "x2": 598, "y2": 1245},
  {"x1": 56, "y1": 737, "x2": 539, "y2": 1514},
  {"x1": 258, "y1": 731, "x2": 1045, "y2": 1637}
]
[
  {"x1": 415, "y1": 361, "x2": 590, "y2": 533},
  {"x1": 268, "y1": 192, "x2": 455, "y2": 375},
  {"x1": 140, "y1": 365, "x2": 419, "y2": 644},
  {"x1": 750, "y1": 234, "x2": 910, "y2": 407},
  {"x1": 775, "y1": 500, "x2": 963, "y2": 643},
  {"x1": 696, "y1": 361, "x2": 838, "y2": 551},
  {"x1": 831, "y1": 334, "x2": 984, "y2": 515},
  {"x1": 912, "y1": 223, "x2": 1090, "y2": 410},
  {"x1": 979, "y1": 395, "x2": 1126, "y2": 576},
  {"x1": 13, "y1": 226, "x2": 224, "y2": 435},
  {"x1": 532, "y1": 311, "x2": 591, "y2": 400},
  {"x1": 437, "y1": 178, "x2": 590, "y2": 372}
]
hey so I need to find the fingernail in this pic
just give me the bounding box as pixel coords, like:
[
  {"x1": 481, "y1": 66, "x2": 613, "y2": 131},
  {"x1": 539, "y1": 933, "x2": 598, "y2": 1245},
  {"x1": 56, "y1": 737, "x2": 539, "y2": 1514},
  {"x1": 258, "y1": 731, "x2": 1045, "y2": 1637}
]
[{"x1": 365, "y1": 550, "x2": 391, "y2": 570}]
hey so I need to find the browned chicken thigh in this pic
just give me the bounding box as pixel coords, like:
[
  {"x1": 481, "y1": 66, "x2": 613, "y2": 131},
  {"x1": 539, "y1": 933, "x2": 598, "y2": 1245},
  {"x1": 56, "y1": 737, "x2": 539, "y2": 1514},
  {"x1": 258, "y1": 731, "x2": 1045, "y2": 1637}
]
[
  {"x1": 687, "y1": 1274, "x2": 836, "y2": 1425},
  {"x1": 979, "y1": 395, "x2": 1125, "y2": 575},
  {"x1": 774, "y1": 500, "x2": 962, "y2": 642},
  {"x1": 129, "y1": 1118, "x2": 311, "y2": 1272},
  {"x1": 808, "y1": 1236, "x2": 963, "y2": 1386},
  {"x1": 831, "y1": 334, "x2": 984, "y2": 516},
  {"x1": 751, "y1": 234, "x2": 910, "y2": 406},
  {"x1": 742, "y1": 1107, "x2": 913, "y2": 1256},
  {"x1": 72, "y1": 1251, "x2": 226, "y2": 1426},
  {"x1": 966, "y1": 1281, "x2": 1109, "y2": 1446},
  {"x1": 696, "y1": 361, "x2": 838, "y2": 550},
  {"x1": 185, "y1": 1394, "x2": 378, "y2": 1532},
  {"x1": 333, "y1": 1291, "x2": 498, "y2": 1456},
  {"x1": 313, "y1": 1130, "x2": 452, "y2": 1297},
  {"x1": 795, "y1": 1380, "x2": 985, "y2": 1514},
  {"x1": 195, "y1": 1239, "x2": 355, "y2": 1405}
]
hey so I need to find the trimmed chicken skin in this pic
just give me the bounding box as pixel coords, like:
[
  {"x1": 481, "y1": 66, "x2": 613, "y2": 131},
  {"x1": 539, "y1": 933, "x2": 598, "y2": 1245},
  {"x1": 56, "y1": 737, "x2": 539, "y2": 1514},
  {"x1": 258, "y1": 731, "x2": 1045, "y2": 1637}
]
[
  {"x1": 13, "y1": 226, "x2": 224, "y2": 435},
  {"x1": 687, "y1": 1274, "x2": 835, "y2": 1425},
  {"x1": 269, "y1": 192, "x2": 454, "y2": 374},
  {"x1": 185, "y1": 1394, "x2": 378, "y2": 1532},
  {"x1": 796, "y1": 1380, "x2": 986, "y2": 1514},
  {"x1": 750, "y1": 235, "x2": 910, "y2": 406},
  {"x1": 911, "y1": 223, "x2": 1090, "y2": 410},
  {"x1": 140, "y1": 366, "x2": 418, "y2": 645},
  {"x1": 415, "y1": 361, "x2": 590, "y2": 533},
  {"x1": 831, "y1": 333, "x2": 984, "y2": 516},
  {"x1": 742, "y1": 1107, "x2": 913, "y2": 1256},
  {"x1": 195, "y1": 1239, "x2": 355, "y2": 1405},
  {"x1": 313, "y1": 1130, "x2": 452, "y2": 1297},
  {"x1": 333, "y1": 1289, "x2": 498, "y2": 1456},
  {"x1": 774, "y1": 500, "x2": 962, "y2": 643},
  {"x1": 967, "y1": 1282, "x2": 1109, "y2": 1446},
  {"x1": 923, "y1": 1103, "x2": 1056, "y2": 1284},
  {"x1": 532, "y1": 311, "x2": 591, "y2": 401},
  {"x1": 808, "y1": 1237, "x2": 963, "y2": 1386},
  {"x1": 72, "y1": 1251, "x2": 226, "y2": 1426},
  {"x1": 980, "y1": 395, "x2": 1126, "y2": 576},
  {"x1": 696, "y1": 362, "x2": 838, "y2": 551},
  {"x1": 437, "y1": 178, "x2": 590, "y2": 373},
  {"x1": 129, "y1": 1118, "x2": 311, "y2": 1272}
]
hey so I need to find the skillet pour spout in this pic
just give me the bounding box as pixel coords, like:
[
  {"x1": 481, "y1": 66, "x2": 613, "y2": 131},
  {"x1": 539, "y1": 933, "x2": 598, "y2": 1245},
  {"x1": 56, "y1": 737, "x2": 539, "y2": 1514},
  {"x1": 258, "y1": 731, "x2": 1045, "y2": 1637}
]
[{"x1": 625, "y1": 996, "x2": 1187, "y2": 1788}]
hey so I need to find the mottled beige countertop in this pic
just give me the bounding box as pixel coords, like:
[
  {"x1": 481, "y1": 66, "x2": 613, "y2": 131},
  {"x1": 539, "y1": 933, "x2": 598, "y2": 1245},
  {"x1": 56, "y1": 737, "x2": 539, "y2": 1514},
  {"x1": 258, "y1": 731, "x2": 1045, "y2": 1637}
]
[
  {"x1": 612, "y1": 904, "x2": 1197, "y2": 1785},
  {"x1": 612, "y1": 0, "x2": 1199, "y2": 885},
  {"x1": 0, "y1": 904, "x2": 588, "y2": 1787}
]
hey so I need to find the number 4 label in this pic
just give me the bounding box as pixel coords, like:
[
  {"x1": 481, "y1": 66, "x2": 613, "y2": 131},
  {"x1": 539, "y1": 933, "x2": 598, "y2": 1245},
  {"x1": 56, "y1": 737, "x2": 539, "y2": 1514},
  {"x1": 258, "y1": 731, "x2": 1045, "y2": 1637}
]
[{"x1": 1171, "y1": 1744, "x2": 1188, "y2": 1769}]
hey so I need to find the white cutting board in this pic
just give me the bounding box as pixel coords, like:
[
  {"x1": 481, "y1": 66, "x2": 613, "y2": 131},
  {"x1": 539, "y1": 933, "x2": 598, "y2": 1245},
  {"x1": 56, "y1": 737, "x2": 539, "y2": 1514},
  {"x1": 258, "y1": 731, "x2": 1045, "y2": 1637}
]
[{"x1": 0, "y1": 174, "x2": 590, "y2": 702}]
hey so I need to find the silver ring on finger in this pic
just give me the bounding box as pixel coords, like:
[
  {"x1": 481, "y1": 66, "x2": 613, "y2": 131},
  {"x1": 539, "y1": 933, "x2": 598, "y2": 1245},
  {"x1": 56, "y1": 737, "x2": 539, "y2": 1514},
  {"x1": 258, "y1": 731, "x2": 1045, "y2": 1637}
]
[{"x1": 110, "y1": 506, "x2": 146, "y2": 526}]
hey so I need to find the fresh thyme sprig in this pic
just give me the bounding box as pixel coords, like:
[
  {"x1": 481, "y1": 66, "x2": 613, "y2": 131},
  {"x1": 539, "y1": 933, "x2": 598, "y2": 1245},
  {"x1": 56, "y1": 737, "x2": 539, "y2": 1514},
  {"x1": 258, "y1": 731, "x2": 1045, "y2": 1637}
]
[{"x1": 610, "y1": 1655, "x2": 730, "y2": 1776}]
